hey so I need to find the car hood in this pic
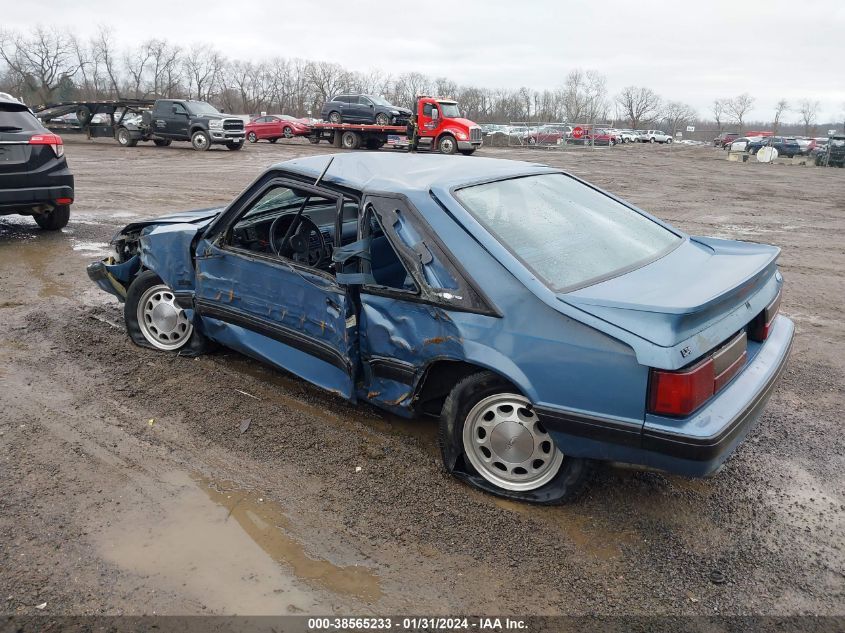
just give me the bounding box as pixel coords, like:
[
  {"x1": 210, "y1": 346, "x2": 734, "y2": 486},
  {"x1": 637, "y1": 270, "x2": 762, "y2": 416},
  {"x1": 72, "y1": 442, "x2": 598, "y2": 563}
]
[
  {"x1": 560, "y1": 236, "x2": 780, "y2": 355},
  {"x1": 115, "y1": 207, "x2": 224, "y2": 236},
  {"x1": 447, "y1": 117, "x2": 479, "y2": 129}
]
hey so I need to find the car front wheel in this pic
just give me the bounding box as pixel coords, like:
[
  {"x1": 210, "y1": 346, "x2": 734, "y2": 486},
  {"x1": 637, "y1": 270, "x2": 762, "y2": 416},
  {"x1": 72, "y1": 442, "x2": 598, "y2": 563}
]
[
  {"x1": 247, "y1": 131, "x2": 258, "y2": 143},
  {"x1": 125, "y1": 271, "x2": 194, "y2": 352},
  {"x1": 191, "y1": 130, "x2": 211, "y2": 151},
  {"x1": 439, "y1": 371, "x2": 593, "y2": 504}
]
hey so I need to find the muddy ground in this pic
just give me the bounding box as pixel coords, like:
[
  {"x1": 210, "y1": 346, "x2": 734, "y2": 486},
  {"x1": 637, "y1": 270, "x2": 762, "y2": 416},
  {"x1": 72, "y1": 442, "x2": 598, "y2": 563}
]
[{"x1": 1, "y1": 137, "x2": 843, "y2": 618}]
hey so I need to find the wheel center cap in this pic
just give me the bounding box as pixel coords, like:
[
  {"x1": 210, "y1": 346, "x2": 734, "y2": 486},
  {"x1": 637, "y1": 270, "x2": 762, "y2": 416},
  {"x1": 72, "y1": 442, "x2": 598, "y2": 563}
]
[
  {"x1": 490, "y1": 422, "x2": 534, "y2": 464},
  {"x1": 152, "y1": 303, "x2": 178, "y2": 332}
]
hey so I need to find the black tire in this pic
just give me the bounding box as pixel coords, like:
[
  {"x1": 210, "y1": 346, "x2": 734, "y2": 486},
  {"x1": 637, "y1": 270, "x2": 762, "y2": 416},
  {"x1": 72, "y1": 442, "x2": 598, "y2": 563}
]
[
  {"x1": 116, "y1": 127, "x2": 137, "y2": 147},
  {"x1": 270, "y1": 137, "x2": 278, "y2": 143},
  {"x1": 124, "y1": 271, "x2": 210, "y2": 355},
  {"x1": 226, "y1": 141, "x2": 244, "y2": 151},
  {"x1": 439, "y1": 371, "x2": 593, "y2": 504},
  {"x1": 459, "y1": 149, "x2": 475, "y2": 156},
  {"x1": 375, "y1": 113, "x2": 390, "y2": 126},
  {"x1": 283, "y1": 126, "x2": 293, "y2": 138},
  {"x1": 191, "y1": 130, "x2": 211, "y2": 151},
  {"x1": 438, "y1": 135, "x2": 457, "y2": 155},
  {"x1": 649, "y1": 137, "x2": 656, "y2": 143},
  {"x1": 247, "y1": 131, "x2": 258, "y2": 143},
  {"x1": 364, "y1": 138, "x2": 383, "y2": 150},
  {"x1": 34, "y1": 205, "x2": 70, "y2": 230},
  {"x1": 328, "y1": 111, "x2": 342, "y2": 124},
  {"x1": 307, "y1": 136, "x2": 320, "y2": 144},
  {"x1": 665, "y1": 138, "x2": 673, "y2": 144},
  {"x1": 341, "y1": 131, "x2": 361, "y2": 150},
  {"x1": 153, "y1": 138, "x2": 171, "y2": 147}
]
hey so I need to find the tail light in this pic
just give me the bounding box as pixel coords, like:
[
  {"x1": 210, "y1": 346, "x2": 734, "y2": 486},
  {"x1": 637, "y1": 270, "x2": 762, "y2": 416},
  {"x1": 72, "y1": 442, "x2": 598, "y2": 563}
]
[
  {"x1": 648, "y1": 332, "x2": 748, "y2": 417},
  {"x1": 749, "y1": 290, "x2": 781, "y2": 342},
  {"x1": 29, "y1": 133, "x2": 64, "y2": 158}
]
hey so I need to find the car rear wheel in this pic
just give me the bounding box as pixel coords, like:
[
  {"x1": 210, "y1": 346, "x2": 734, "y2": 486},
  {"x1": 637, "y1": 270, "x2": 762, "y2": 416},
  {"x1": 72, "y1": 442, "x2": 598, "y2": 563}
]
[
  {"x1": 283, "y1": 126, "x2": 293, "y2": 138},
  {"x1": 125, "y1": 271, "x2": 194, "y2": 352},
  {"x1": 247, "y1": 131, "x2": 258, "y2": 143},
  {"x1": 116, "y1": 127, "x2": 137, "y2": 147},
  {"x1": 649, "y1": 137, "x2": 656, "y2": 143},
  {"x1": 439, "y1": 371, "x2": 593, "y2": 504},
  {"x1": 341, "y1": 131, "x2": 361, "y2": 149},
  {"x1": 34, "y1": 205, "x2": 70, "y2": 231},
  {"x1": 328, "y1": 111, "x2": 342, "y2": 124},
  {"x1": 153, "y1": 139, "x2": 171, "y2": 147}
]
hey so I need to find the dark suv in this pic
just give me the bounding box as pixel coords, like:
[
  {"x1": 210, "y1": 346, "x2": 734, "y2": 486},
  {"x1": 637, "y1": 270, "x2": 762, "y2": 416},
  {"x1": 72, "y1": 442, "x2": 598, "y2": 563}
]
[
  {"x1": 0, "y1": 93, "x2": 73, "y2": 230},
  {"x1": 320, "y1": 94, "x2": 412, "y2": 126}
]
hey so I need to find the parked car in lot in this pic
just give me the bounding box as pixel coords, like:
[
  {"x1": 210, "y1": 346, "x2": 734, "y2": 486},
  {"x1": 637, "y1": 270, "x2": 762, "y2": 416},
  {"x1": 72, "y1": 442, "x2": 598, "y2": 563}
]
[
  {"x1": 617, "y1": 129, "x2": 639, "y2": 143},
  {"x1": 639, "y1": 130, "x2": 673, "y2": 144},
  {"x1": 714, "y1": 132, "x2": 740, "y2": 148},
  {"x1": 746, "y1": 136, "x2": 801, "y2": 158},
  {"x1": 87, "y1": 153, "x2": 793, "y2": 503},
  {"x1": 246, "y1": 114, "x2": 311, "y2": 143},
  {"x1": 320, "y1": 94, "x2": 412, "y2": 126},
  {"x1": 0, "y1": 93, "x2": 74, "y2": 230}
]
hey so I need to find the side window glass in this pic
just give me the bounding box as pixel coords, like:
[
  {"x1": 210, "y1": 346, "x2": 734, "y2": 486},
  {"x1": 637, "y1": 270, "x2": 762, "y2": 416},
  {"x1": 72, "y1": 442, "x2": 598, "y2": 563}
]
[
  {"x1": 173, "y1": 103, "x2": 187, "y2": 115},
  {"x1": 225, "y1": 183, "x2": 340, "y2": 275},
  {"x1": 359, "y1": 206, "x2": 417, "y2": 292},
  {"x1": 423, "y1": 103, "x2": 433, "y2": 117}
]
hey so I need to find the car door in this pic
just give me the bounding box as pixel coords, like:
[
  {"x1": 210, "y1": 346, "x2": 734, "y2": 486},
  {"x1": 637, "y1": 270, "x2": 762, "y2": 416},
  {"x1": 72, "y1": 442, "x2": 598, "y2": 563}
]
[
  {"x1": 265, "y1": 116, "x2": 282, "y2": 138},
  {"x1": 348, "y1": 194, "x2": 497, "y2": 412},
  {"x1": 193, "y1": 176, "x2": 357, "y2": 397},
  {"x1": 162, "y1": 102, "x2": 189, "y2": 138}
]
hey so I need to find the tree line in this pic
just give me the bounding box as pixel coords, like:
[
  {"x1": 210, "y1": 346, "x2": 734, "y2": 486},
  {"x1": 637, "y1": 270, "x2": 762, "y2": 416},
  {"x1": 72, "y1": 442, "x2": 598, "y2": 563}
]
[{"x1": 0, "y1": 25, "x2": 837, "y2": 136}]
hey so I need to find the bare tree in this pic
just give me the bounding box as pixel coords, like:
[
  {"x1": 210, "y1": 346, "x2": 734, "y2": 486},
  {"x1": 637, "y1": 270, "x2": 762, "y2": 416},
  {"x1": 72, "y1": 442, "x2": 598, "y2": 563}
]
[
  {"x1": 615, "y1": 86, "x2": 662, "y2": 129},
  {"x1": 92, "y1": 26, "x2": 121, "y2": 98},
  {"x1": 184, "y1": 43, "x2": 225, "y2": 101},
  {"x1": 711, "y1": 99, "x2": 725, "y2": 132},
  {"x1": 306, "y1": 61, "x2": 349, "y2": 106},
  {"x1": 772, "y1": 99, "x2": 789, "y2": 135},
  {"x1": 0, "y1": 26, "x2": 80, "y2": 104},
  {"x1": 726, "y1": 93, "x2": 754, "y2": 134},
  {"x1": 124, "y1": 43, "x2": 152, "y2": 98},
  {"x1": 798, "y1": 99, "x2": 820, "y2": 136},
  {"x1": 145, "y1": 39, "x2": 182, "y2": 98},
  {"x1": 663, "y1": 101, "x2": 697, "y2": 136}
]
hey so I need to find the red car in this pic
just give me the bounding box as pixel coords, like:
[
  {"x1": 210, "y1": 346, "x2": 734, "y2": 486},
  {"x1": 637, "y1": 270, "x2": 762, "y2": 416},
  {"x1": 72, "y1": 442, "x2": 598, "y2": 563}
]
[{"x1": 245, "y1": 115, "x2": 311, "y2": 143}]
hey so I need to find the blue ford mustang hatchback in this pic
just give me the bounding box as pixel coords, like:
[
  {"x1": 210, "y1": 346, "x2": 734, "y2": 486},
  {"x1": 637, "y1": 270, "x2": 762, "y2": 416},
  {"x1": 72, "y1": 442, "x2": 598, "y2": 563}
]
[{"x1": 88, "y1": 153, "x2": 793, "y2": 503}]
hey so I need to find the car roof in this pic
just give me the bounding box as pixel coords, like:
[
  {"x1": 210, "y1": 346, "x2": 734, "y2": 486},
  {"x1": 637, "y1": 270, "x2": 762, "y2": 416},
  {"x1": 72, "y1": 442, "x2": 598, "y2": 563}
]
[{"x1": 276, "y1": 153, "x2": 557, "y2": 194}]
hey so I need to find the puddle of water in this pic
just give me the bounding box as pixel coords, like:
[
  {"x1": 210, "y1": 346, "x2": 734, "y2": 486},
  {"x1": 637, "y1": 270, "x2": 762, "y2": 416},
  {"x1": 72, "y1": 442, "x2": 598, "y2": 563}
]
[
  {"x1": 72, "y1": 240, "x2": 110, "y2": 254},
  {"x1": 198, "y1": 475, "x2": 382, "y2": 602},
  {"x1": 491, "y1": 497, "x2": 637, "y2": 561},
  {"x1": 0, "y1": 223, "x2": 73, "y2": 299},
  {"x1": 94, "y1": 471, "x2": 380, "y2": 615}
]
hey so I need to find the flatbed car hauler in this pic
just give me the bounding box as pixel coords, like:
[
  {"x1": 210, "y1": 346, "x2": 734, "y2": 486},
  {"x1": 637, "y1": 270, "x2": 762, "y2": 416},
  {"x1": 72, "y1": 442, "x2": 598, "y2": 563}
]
[{"x1": 309, "y1": 96, "x2": 482, "y2": 155}]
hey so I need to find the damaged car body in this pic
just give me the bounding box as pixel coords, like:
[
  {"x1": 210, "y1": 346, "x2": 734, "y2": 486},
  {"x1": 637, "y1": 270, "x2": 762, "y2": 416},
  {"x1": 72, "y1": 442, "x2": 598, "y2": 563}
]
[{"x1": 88, "y1": 153, "x2": 794, "y2": 503}]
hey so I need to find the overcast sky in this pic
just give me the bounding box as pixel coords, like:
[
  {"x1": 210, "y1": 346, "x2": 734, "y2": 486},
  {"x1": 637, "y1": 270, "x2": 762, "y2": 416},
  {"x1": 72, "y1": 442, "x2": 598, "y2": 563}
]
[{"x1": 4, "y1": 0, "x2": 844, "y2": 122}]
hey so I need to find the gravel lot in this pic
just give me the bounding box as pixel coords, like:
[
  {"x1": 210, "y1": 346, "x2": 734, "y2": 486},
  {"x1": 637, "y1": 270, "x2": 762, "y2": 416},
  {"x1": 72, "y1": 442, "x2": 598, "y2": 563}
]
[{"x1": 1, "y1": 137, "x2": 843, "y2": 618}]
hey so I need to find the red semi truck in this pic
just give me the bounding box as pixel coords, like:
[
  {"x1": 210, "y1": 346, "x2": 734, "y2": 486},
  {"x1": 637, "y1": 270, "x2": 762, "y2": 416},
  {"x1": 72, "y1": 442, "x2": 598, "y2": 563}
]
[{"x1": 309, "y1": 96, "x2": 483, "y2": 155}]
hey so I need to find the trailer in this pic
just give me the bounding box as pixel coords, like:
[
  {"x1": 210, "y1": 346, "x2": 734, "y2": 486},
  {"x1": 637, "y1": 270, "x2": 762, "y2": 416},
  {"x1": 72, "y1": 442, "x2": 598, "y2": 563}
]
[
  {"x1": 309, "y1": 122, "x2": 406, "y2": 150},
  {"x1": 309, "y1": 96, "x2": 483, "y2": 155},
  {"x1": 34, "y1": 99, "x2": 155, "y2": 138}
]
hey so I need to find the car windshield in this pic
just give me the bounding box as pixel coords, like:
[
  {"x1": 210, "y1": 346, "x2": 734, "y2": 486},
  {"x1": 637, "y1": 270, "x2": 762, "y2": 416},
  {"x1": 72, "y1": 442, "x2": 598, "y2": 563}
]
[
  {"x1": 454, "y1": 174, "x2": 682, "y2": 291},
  {"x1": 438, "y1": 102, "x2": 461, "y2": 118},
  {"x1": 368, "y1": 95, "x2": 392, "y2": 106},
  {"x1": 187, "y1": 101, "x2": 222, "y2": 116}
]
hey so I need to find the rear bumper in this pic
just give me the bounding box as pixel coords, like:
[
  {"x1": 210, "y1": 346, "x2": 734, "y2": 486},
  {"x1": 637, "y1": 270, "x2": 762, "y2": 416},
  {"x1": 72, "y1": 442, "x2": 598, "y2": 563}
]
[
  {"x1": 0, "y1": 183, "x2": 74, "y2": 213},
  {"x1": 539, "y1": 315, "x2": 794, "y2": 476}
]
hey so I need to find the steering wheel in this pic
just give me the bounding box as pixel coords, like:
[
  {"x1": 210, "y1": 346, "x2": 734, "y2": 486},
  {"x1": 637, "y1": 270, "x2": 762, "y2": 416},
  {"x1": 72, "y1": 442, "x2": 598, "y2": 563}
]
[{"x1": 269, "y1": 214, "x2": 328, "y2": 268}]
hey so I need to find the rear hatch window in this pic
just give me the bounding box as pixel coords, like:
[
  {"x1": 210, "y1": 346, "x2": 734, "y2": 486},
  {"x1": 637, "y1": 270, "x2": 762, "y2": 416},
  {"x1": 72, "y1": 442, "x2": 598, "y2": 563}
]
[
  {"x1": 0, "y1": 105, "x2": 42, "y2": 133},
  {"x1": 454, "y1": 173, "x2": 681, "y2": 292}
]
